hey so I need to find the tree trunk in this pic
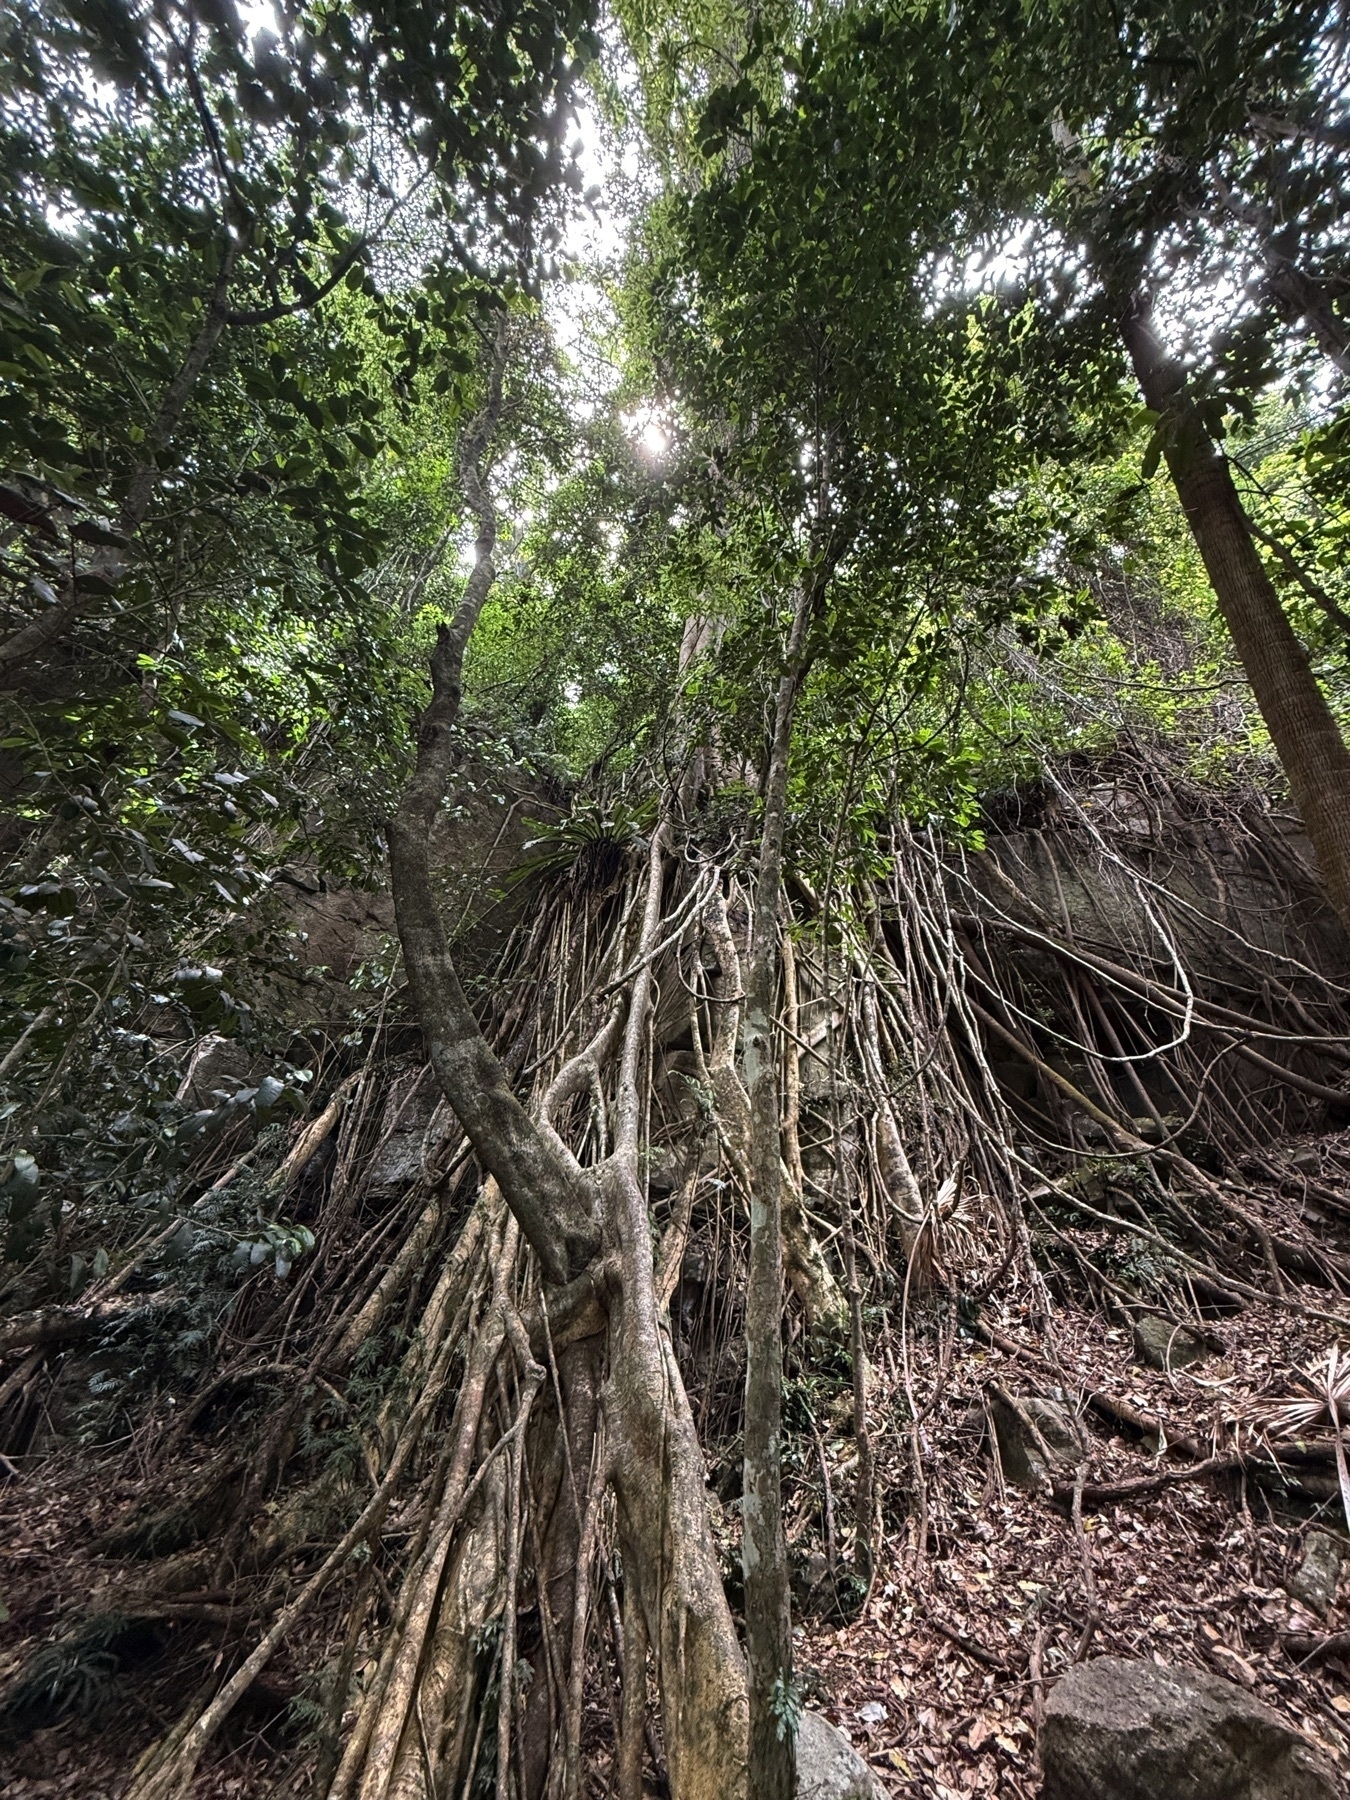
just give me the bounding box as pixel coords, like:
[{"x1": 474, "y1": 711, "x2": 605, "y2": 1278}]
[
  {"x1": 386, "y1": 331, "x2": 600, "y2": 1286},
  {"x1": 389, "y1": 356, "x2": 752, "y2": 1800},
  {"x1": 1121, "y1": 295, "x2": 1350, "y2": 926},
  {"x1": 605, "y1": 1160, "x2": 750, "y2": 1800},
  {"x1": 742, "y1": 588, "x2": 813, "y2": 1800}
]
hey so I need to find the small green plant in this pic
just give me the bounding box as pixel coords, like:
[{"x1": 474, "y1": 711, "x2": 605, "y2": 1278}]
[
  {"x1": 0, "y1": 1614, "x2": 155, "y2": 1745},
  {"x1": 510, "y1": 796, "x2": 656, "y2": 888},
  {"x1": 769, "y1": 1671, "x2": 803, "y2": 1743}
]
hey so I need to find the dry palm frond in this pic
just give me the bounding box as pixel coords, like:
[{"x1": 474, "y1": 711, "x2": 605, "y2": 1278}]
[
  {"x1": 931, "y1": 1169, "x2": 982, "y2": 1278},
  {"x1": 1256, "y1": 1346, "x2": 1350, "y2": 1438},
  {"x1": 1252, "y1": 1346, "x2": 1350, "y2": 1535}
]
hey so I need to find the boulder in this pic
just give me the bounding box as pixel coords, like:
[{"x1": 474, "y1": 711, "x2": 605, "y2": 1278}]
[
  {"x1": 1041, "y1": 1655, "x2": 1339, "y2": 1800},
  {"x1": 1134, "y1": 1315, "x2": 1209, "y2": 1372},
  {"x1": 988, "y1": 1389, "x2": 1086, "y2": 1488},
  {"x1": 792, "y1": 1546, "x2": 831, "y2": 1604},
  {"x1": 645, "y1": 1145, "x2": 680, "y2": 1196},
  {"x1": 796, "y1": 1710, "x2": 883, "y2": 1800},
  {"x1": 802, "y1": 1550, "x2": 830, "y2": 1591},
  {"x1": 1288, "y1": 1530, "x2": 1346, "y2": 1618}
]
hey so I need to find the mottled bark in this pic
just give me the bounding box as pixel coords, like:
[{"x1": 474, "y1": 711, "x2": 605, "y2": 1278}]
[{"x1": 605, "y1": 829, "x2": 751, "y2": 1800}]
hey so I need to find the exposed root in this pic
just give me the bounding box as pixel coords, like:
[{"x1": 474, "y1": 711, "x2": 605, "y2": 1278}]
[{"x1": 5, "y1": 748, "x2": 1350, "y2": 1798}]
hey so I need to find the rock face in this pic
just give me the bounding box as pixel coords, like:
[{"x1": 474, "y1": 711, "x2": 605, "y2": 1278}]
[
  {"x1": 1041, "y1": 1656, "x2": 1339, "y2": 1800},
  {"x1": 796, "y1": 1710, "x2": 883, "y2": 1800},
  {"x1": 988, "y1": 1390, "x2": 1086, "y2": 1488},
  {"x1": 365, "y1": 1067, "x2": 458, "y2": 1196},
  {"x1": 1134, "y1": 1315, "x2": 1208, "y2": 1371},
  {"x1": 1288, "y1": 1530, "x2": 1347, "y2": 1617}
]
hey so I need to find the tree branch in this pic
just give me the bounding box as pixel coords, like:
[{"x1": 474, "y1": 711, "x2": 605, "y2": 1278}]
[{"x1": 388, "y1": 321, "x2": 599, "y2": 1285}]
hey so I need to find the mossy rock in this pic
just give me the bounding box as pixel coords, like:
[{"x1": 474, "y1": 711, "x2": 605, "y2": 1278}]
[{"x1": 1133, "y1": 1316, "x2": 1207, "y2": 1372}]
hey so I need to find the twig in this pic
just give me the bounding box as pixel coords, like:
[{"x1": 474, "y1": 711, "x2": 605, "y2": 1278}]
[
  {"x1": 1028, "y1": 1618, "x2": 1047, "y2": 1737},
  {"x1": 931, "y1": 1617, "x2": 1006, "y2": 1671},
  {"x1": 810, "y1": 1417, "x2": 839, "y2": 1584},
  {"x1": 0, "y1": 1005, "x2": 54, "y2": 1081},
  {"x1": 1069, "y1": 1463, "x2": 1099, "y2": 1661},
  {"x1": 1052, "y1": 1453, "x2": 1241, "y2": 1508}
]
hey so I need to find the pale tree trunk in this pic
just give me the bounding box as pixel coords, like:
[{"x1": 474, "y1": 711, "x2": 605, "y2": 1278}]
[
  {"x1": 705, "y1": 890, "x2": 845, "y2": 1331},
  {"x1": 742, "y1": 584, "x2": 814, "y2": 1800},
  {"x1": 605, "y1": 824, "x2": 750, "y2": 1800},
  {"x1": 1121, "y1": 295, "x2": 1350, "y2": 927},
  {"x1": 389, "y1": 327, "x2": 753, "y2": 1800}
]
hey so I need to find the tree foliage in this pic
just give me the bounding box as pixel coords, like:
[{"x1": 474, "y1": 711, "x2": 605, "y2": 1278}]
[{"x1": 5, "y1": 4, "x2": 1350, "y2": 1795}]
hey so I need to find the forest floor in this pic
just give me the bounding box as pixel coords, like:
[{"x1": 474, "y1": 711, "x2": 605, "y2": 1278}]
[
  {"x1": 797, "y1": 1265, "x2": 1350, "y2": 1797},
  {"x1": 786, "y1": 1167, "x2": 1350, "y2": 1797},
  {"x1": 5, "y1": 1128, "x2": 1350, "y2": 1797}
]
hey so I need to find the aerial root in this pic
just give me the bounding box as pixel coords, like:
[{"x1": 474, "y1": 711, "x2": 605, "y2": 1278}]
[{"x1": 65, "y1": 791, "x2": 1350, "y2": 1799}]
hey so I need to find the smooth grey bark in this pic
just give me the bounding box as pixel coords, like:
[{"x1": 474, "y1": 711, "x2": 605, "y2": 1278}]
[
  {"x1": 387, "y1": 331, "x2": 599, "y2": 1284},
  {"x1": 1121, "y1": 295, "x2": 1350, "y2": 928}
]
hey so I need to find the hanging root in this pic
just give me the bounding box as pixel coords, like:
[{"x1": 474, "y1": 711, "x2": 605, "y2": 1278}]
[{"x1": 9, "y1": 744, "x2": 1350, "y2": 1800}]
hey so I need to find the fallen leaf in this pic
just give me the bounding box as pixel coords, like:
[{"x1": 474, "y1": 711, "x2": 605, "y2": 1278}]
[{"x1": 1206, "y1": 1643, "x2": 1258, "y2": 1688}]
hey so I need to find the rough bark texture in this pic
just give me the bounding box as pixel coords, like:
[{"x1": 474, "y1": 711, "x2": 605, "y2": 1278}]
[
  {"x1": 1121, "y1": 295, "x2": 1350, "y2": 926},
  {"x1": 606, "y1": 828, "x2": 751, "y2": 1800},
  {"x1": 605, "y1": 1153, "x2": 750, "y2": 1800},
  {"x1": 742, "y1": 591, "x2": 812, "y2": 1800}
]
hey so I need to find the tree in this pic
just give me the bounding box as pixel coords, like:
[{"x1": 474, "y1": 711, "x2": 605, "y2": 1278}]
[
  {"x1": 1118, "y1": 293, "x2": 1350, "y2": 923},
  {"x1": 0, "y1": 0, "x2": 594, "y2": 690},
  {"x1": 1033, "y1": 2, "x2": 1350, "y2": 922},
  {"x1": 620, "y1": 37, "x2": 1123, "y2": 1787},
  {"x1": 8, "y1": 6, "x2": 1350, "y2": 1799},
  {"x1": 938, "y1": 0, "x2": 1350, "y2": 920},
  {"x1": 681, "y1": 0, "x2": 1350, "y2": 922}
]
